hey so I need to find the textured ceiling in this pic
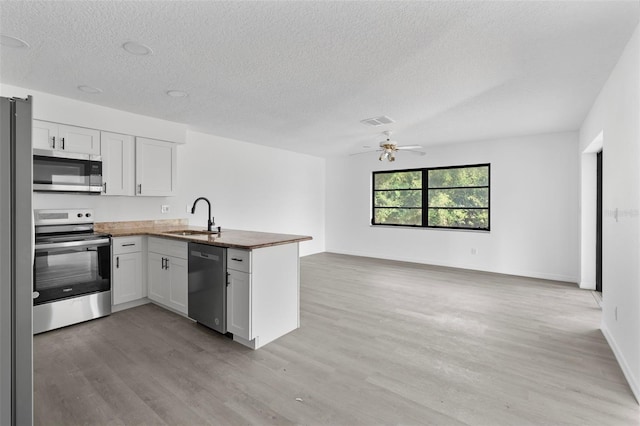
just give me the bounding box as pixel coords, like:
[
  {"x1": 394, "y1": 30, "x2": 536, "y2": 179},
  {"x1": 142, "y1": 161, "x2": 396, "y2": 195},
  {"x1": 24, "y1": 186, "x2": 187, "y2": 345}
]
[{"x1": 0, "y1": 1, "x2": 638, "y2": 157}]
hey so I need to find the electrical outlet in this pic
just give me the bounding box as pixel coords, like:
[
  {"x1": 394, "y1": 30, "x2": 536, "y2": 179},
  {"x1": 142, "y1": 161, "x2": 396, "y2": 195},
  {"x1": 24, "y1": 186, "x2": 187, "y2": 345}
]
[
  {"x1": 471, "y1": 248, "x2": 478, "y2": 255},
  {"x1": 186, "y1": 204, "x2": 191, "y2": 213},
  {"x1": 161, "y1": 205, "x2": 170, "y2": 213}
]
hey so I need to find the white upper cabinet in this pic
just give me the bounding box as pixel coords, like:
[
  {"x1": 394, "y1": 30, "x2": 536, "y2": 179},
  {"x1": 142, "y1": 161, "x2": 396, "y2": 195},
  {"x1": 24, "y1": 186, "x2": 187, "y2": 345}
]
[
  {"x1": 135, "y1": 137, "x2": 177, "y2": 197},
  {"x1": 101, "y1": 132, "x2": 135, "y2": 196},
  {"x1": 32, "y1": 121, "x2": 58, "y2": 150},
  {"x1": 33, "y1": 120, "x2": 100, "y2": 155},
  {"x1": 58, "y1": 124, "x2": 101, "y2": 155}
]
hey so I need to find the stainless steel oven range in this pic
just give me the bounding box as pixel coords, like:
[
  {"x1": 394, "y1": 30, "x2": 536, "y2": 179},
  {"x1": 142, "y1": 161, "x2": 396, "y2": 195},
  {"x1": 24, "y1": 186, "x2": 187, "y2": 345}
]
[{"x1": 33, "y1": 209, "x2": 111, "y2": 334}]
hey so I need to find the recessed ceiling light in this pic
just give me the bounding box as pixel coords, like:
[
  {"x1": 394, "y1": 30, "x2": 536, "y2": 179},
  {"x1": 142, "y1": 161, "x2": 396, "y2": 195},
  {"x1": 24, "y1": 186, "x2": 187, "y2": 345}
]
[
  {"x1": 78, "y1": 85, "x2": 103, "y2": 94},
  {"x1": 122, "y1": 41, "x2": 153, "y2": 56},
  {"x1": 0, "y1": 34, "x2": 30, "y2": 48},
  {"x1": 166, "y1": 90, "x2": 188, "y2": 98}
]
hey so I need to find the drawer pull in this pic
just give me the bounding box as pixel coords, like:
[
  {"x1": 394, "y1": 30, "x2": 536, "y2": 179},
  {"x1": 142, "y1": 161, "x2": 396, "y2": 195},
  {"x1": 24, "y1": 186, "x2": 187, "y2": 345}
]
[
  {"x1": 231, "y1": 258, "x2": 243, "y2": 262},
  {"x1": 121, "y1": 243, "x2": 136, "y2": 247}
]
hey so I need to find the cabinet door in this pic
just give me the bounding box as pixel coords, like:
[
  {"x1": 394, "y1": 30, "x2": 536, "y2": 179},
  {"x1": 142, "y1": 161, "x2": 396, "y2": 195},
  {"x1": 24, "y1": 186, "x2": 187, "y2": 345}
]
[
  {"x1": 147, "y1": 252, "x2": 169, "y2": 305},
  {"x1": 101, "y1": 132, "x2": 135, "y2": 196},
  {"x1": 113, "y1": 252, "x2": 143, "y2": 305},
  {"x1": 32, "y1": 120, "x2": 58, "y2": 150},
  {"x1": 135, "y1": 137, "x2": 177, "y2": 196},
  {"x1": 227, "y1": 269, "x2": 252, "y2": 340},
  {"x1": 58, "y1": 124, "x2": 101, "y2": 155},
  {"x1": 168, "y1": 256, "x2": 188, "y2": 315}
]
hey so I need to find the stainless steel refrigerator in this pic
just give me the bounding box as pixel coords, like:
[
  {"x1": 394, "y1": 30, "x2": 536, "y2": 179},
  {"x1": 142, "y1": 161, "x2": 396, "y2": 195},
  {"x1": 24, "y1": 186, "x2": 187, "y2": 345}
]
[{"x1": 0, "y1": 95, "x2": 33, "y2": 425}]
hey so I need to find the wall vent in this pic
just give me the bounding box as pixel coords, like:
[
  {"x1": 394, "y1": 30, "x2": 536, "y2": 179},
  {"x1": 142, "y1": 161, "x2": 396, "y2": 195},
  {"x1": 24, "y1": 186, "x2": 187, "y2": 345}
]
[{"x1": 360, "y1": 116, "x2": 395, "y2": 126}]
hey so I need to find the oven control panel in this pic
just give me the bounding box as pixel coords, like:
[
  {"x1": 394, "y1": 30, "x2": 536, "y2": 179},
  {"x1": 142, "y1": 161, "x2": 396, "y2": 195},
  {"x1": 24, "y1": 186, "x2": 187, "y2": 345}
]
[{"x1": 34, "y1": 209, "x2": 95, "y2": 226}]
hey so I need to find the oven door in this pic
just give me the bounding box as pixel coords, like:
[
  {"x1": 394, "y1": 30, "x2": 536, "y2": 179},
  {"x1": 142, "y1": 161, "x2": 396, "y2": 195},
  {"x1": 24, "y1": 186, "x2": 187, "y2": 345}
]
[
  {"x1": 33, "y1": 149, "x2": 103, "y2": 193},
  {"x1": 33, "y1": 238, "x2": 111, "y2": 305}
]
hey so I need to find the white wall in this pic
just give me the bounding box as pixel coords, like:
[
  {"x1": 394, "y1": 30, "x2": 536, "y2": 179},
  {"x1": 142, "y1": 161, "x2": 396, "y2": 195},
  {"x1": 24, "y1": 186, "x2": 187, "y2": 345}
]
[
  {"x1": 326, "y1": 132, "x2": 579, "y2": 282},
  {"x1": 579, "y1": 24, "x2": 640, "y2": 401},
  {"x1": 175, "y1": 130, "x2": 325, "y2": 256},
  {"x1": 0, "y1": 84, "x2": 325, "y2": 256},
  {"x1": 0, "y1": 84, "x2": 187, "y2": 143}
]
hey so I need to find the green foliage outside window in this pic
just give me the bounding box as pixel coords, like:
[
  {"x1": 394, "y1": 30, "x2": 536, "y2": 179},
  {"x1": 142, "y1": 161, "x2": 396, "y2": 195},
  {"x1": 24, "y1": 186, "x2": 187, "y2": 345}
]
[
  {"x1": 373, "y1": 171, "x2": 422, "y2": 225},
  {"x1": 372, "y1": 164, "x2": 490, "y2": 230}
]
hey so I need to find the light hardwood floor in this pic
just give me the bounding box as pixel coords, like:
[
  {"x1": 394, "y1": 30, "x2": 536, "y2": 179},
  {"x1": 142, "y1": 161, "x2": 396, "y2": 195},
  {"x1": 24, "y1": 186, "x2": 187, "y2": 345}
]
[{"x1": 34, "y1": 252, "x2": 639, "y2": 425}]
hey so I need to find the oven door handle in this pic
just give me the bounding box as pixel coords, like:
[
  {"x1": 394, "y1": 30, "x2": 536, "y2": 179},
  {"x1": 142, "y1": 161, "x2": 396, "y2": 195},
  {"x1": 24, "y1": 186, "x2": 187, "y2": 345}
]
[{"x1": 35, "y1": 238, "x2": 111, "y2": 251}]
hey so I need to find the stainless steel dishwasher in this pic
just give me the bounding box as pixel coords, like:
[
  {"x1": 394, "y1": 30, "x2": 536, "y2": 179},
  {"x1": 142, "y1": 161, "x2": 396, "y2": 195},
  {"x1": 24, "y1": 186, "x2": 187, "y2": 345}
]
[{"x1": 188, "y1": 243, "x2": 227, "y2": 334}]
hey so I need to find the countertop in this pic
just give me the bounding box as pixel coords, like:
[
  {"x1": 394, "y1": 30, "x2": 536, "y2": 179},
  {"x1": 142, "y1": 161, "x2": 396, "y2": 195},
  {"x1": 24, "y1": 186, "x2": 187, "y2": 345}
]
[{"x1": 96, "y1": 220, "x2": 312, "y2": 250}]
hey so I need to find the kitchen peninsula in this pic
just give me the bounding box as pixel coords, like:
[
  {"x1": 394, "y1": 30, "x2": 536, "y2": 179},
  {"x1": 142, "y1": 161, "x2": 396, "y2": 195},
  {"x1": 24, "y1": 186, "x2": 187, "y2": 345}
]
[{"x1": 98, "y1": 219, "x2": 312, "y2": 349}]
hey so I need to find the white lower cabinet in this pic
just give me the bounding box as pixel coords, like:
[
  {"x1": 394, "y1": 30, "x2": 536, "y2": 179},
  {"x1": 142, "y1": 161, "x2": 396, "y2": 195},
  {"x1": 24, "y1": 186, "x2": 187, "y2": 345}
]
[
  {"x1": 112, "y1": 235, "x2": 300, "y2": 350},
  {"x1": 226, "y1": 244, "x2": 300, "y2": 349},
  {"x1": 227, "y1": 268, "x2": 252, "y2": 340},
  {"x1": 112, "y1": 237, "x2": 145, "y2": 306},
  {"x1": 147, "y1": 237, "x2": 188, "y2": 315},
  {"x1": 147, "y1": 252, "x2": 169, "y2": 303},
  {"x1": 168, "y1": 258, "x2": 188, "y2": 312}
]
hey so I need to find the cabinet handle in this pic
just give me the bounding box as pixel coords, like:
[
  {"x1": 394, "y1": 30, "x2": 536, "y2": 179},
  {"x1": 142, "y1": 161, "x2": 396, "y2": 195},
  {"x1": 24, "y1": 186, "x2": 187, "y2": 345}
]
[
  {"x1": 165, "y1": 258, "x2": 170, "y2": 270},
  {"x1": 103, "y1": 182, "x2": 107, "y2": 193},
  {"x1": 138, "y1": 184, "x2": 142, "y2": 194},
  {"x1": 226, "y1": 272, "x2": 230, "y2": 287},
  {"x1": 121, "y1": 243, "x2": 135, "y2": 247},
  {"x1": 61, "y1": 137, "x2": 65, "y2": 150},
  {"x1": 52, "y1": 136, "x2": 56, "y2": 149},
  {"x1": 161, "y1": 257, "x2": 166, "y2": 269},
  {"x1": 231, "y1": 258, "x2": 243, "y2": 262},
  {"x1": 116, "y1": 256, "x2": 120, "y2": 268}
]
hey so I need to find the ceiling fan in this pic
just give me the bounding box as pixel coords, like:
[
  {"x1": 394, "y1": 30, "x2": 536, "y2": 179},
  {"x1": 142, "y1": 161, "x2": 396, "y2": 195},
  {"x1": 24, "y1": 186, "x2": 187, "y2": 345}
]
[{"x1": 351, "y1": 131, "x2": 425, "y2": 162}]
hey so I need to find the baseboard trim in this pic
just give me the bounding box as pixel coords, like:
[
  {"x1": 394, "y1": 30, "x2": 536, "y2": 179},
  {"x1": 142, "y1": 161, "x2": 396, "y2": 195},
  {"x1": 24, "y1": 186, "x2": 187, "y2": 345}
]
[
  {"x1": 580, "y1": 280, "x2": 596, "y2": 290},
  {"x1": 112, "y1": 298, "x2": 150, "y2": 313},
  {"x1": 325, "y1": 248, "x2": 578, "y2": 283},
  {"x1": 601, "y1": 323, "x2": 640, "y2": 404}
]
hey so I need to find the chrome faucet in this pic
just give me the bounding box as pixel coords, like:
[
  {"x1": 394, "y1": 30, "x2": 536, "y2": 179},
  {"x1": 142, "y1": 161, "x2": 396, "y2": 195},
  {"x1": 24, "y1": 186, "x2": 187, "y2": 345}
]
[{"x1": 191, "y1": 197, "x2": 213, "y2": 231}]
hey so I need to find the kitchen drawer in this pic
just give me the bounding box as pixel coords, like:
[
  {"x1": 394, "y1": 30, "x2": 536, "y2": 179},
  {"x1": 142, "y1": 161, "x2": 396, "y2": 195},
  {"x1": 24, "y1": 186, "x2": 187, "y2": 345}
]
[
  {"x1": 148, "y1": 237, "x2": 187, "y2": 259},
  {"x1": 112, "y1": 236, "x2": 143, "y2": 254},
  {"x1": 227, "y1": 248, "x2": 251, "y2": 273}
]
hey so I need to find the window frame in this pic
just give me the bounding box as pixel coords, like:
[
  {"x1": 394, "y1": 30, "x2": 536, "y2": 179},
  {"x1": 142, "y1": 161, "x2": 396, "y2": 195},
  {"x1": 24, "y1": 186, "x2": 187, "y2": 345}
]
[{"x1": 371, "y1": 163, "x2": 490, "y2": 231}]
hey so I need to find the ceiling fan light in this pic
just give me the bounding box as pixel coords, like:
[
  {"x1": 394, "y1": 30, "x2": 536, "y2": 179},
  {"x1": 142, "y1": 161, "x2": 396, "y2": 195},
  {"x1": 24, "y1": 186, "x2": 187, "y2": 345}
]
[{"x1": 379, "y1": 151, "x2": 386, "y2": 161}]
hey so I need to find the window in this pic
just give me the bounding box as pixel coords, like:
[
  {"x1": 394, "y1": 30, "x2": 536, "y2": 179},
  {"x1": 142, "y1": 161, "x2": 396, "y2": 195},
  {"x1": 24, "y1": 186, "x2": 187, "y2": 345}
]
[
  {"x1": 372, "y1": 164, "x2": 490, "y2": 231},
  {"x1": 372, "y1": 170, "x2": 423, "y2": 226}
]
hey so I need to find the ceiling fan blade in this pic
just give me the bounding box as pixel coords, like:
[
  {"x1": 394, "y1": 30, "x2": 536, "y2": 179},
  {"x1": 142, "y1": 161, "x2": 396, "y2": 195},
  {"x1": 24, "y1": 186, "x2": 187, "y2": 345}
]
[
  {"x1": 396, "y1": 145, "x2": 423, "y2": 150},
  {"x1": 349, "y1": 149, "x2": 382, "y2": 156},
  {"x1": 404, "y1": 150, "x2": 426, "y2": 156}
]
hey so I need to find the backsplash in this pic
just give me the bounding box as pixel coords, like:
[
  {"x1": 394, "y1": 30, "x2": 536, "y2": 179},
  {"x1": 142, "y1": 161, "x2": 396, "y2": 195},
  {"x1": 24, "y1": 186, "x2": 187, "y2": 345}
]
[{"x1": 95, "y1": 218, "x2": 188, "y2": 233}]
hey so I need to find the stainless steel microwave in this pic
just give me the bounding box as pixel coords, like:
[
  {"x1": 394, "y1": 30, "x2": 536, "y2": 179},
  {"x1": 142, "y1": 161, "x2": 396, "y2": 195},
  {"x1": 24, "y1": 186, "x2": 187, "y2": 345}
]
[{"x1": 33, "y1": 149, "x2": 103, "y2": 193}]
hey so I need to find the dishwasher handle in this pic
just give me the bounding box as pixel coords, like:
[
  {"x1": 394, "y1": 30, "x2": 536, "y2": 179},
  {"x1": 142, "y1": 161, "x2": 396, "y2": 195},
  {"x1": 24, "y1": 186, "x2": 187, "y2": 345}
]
[{"x1": 190, "y1": 250, "x2": 220, "y2": 261}]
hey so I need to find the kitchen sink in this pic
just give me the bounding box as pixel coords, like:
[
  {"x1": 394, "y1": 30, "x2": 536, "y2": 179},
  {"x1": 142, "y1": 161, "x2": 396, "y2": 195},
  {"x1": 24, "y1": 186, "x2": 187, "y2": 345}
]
[{"x1": 164, "y1": 229, "x2": 215, "y2": 236}]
